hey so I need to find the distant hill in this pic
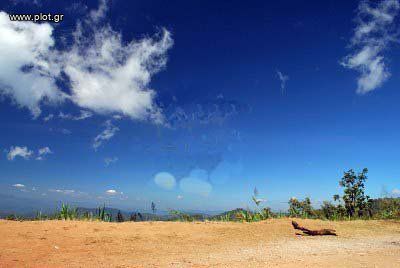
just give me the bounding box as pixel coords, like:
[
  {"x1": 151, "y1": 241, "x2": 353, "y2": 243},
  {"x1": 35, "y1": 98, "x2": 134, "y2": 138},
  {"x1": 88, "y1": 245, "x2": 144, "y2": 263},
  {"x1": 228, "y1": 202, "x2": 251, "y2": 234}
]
[
  {"x1": 0, "y1": 194, "x2": 244, "y2": 221},
  {"x1": 0, "y1": 203, "x2": 215, "y2": 221},
  {"x1": 0, "y1": 193, "x2": 57, "y2": 218}
]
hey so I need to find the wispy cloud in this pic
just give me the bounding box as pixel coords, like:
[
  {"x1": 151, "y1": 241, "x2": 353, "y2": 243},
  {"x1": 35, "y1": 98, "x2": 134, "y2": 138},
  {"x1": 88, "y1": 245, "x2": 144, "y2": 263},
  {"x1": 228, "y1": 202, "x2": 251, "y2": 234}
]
[
  {"x1": 58, "y1": 110, "x2": 93, "y2": 121},
  {"x1": 341, "y1": 0, "x2": 400, "y2": 94},
  {"x1": 165, "y1": 96, "x2": 249, "y2": 128},
  {"x1": 49, "y1": 189, "x2": 75, "y2": 195},
  {"x1": 276, "y1": 70, "x2": 289, "y2": 94},
  {"x1": 12, "y1": 183, "x2": 25, "y2": 188},
  {"x1": 36, "y1": 147, "x2": 52, "y2": 160},
  {"x1": 43, "y1": 114, "x2": 54, "y2": 122},
  {"x1": 7, "y1": 146, "x2": 33, "y2": 160},
  {"x1": 49, "y1": 128, "x2": 72, "y2": 135},
  {"x1": 0, "y1": 0, "x2": 173, "y2": 122},
  {"x1": 93, "y1": 120, "x2": 119, "y2": 150},
  {"x1": 104, "y1": 157, "x2": 118, "y2": 166},
  {"x1": 6, "y1": 146, "x2": 53, "y2": 160},
  {"x1": 38, "y1": 147, "x2": 52, "y2": 155}
]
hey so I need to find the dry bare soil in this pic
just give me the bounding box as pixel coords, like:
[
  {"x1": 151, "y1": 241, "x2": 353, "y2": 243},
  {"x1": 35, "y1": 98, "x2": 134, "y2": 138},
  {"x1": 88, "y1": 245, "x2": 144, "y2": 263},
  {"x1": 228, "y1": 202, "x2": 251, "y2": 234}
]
[{"x1": 1, "y1": 218, "x2": 400, "y2": 267}]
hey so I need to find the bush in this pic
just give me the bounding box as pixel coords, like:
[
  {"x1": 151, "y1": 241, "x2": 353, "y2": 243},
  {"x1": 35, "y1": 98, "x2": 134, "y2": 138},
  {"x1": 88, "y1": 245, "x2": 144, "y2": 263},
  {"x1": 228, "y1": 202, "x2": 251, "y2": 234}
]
[{"x1": 116, "y1": 211, "x2": 124, "y2": 222}]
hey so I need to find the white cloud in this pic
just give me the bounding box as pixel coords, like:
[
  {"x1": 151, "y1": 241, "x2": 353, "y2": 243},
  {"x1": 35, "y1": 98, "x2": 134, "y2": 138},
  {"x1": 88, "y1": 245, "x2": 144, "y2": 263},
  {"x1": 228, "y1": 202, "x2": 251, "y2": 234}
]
[
  {"x1": 105, "y1": 189, "x2": 124, "y2": 196},
  {"x1": 59, "y1": 0, "x2": 172, "y2": 123},
  {"x1": 0, "y1": 0, "x2": 173, "y2": 122},
  {"x1": 177, "y1": 195, "x2": 184, "y2": 200},
  {"x1": 7, "y1": 146, "x2": 33, "y2": 160},
  {"x1": 104, "y1": 156, "x2": 118, "y2": 166},
  {"x1": 341, "y1": 0, "x2": 399, "y2": 94},
  {"x1": 0, "y1": 12, "x2": 64, "y2": 117},
  {"x1": 179, "y1": 169, "x2": 212, "y2": 197},
  {"x1": 12, "y1": 183, "x2": 29, "y2": 192},
  {"x1": 93, "y1": 120, "x2": 119, "y2": 150},
  {"x1": 106, "y1": 189, "x2": 117, "y2": 195},
  {"x1": 6, "y1": 145, "x2": 53, "y2": 160},
  {"x1": 276, "y1": 70, "x2": 289, "y2": 94},
  {"x1": 154, "y1": 172, "x2": 176, "y2": 190}
]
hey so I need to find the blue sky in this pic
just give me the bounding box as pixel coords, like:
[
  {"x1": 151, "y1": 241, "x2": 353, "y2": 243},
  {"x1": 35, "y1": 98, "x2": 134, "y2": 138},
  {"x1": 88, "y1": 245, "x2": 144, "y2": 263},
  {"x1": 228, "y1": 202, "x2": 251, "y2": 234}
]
[{"x1": 0, "y1": 0, "x2": 400, "y2": 212}]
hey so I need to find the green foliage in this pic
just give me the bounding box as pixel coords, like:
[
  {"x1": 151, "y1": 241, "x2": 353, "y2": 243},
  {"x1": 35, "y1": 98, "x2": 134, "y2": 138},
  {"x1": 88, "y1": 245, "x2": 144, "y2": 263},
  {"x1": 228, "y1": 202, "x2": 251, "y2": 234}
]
[
  {"x1": 96, "y1": 204, "x2": 112, "y2": 222},
  {"x1": 288, "y1": 197, "x2": 314, "y2": 218},
  {"x1": 370, "y1": 198, "x2": 400, "y2": 219},
  {"x1": 54, "y1": 203, "x2": 112, "y2": 222},
  {"x1": 236, "y1": 209, "x2": 253, "y2": 222},
  {"x1": 169, "y1": 210, "x2": 195, "y2": 222},
  {"x1": 319, "y1": 201, "x2": 346, "y2": 220},
  {"x1": 234, "y1": 207, "x2": 272, "y2": 222},
  {"x1": 59, "y1": 203, "x2": 78, "y2": 220},
  {"x1": 218, "y1": 211, "x2": 232, "y2": 222}
]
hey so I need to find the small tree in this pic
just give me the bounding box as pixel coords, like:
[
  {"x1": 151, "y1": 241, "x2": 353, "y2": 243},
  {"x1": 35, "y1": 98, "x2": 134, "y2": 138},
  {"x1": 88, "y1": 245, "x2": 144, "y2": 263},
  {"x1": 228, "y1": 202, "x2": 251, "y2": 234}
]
[{"x1": 339, "y1": 168, "x2": 371, "y2": 218}]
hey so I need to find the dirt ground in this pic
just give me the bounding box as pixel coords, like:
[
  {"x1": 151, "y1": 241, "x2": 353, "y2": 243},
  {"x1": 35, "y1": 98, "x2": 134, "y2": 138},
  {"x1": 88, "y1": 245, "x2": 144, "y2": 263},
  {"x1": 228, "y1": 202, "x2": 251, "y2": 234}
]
[{"x1": 0, "y1": 218, "x2": 399, "y2": 267}]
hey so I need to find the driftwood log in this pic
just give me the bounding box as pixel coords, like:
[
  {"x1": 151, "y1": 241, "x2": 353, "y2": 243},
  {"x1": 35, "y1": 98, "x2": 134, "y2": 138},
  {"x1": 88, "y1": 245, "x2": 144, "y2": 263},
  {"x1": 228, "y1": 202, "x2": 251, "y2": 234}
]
[{"x1": 292, "y1": 221, "x2": 337, "y2": 236}]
